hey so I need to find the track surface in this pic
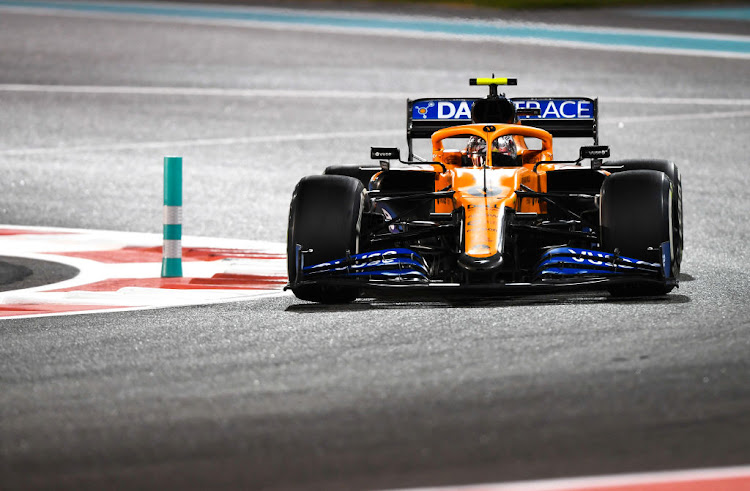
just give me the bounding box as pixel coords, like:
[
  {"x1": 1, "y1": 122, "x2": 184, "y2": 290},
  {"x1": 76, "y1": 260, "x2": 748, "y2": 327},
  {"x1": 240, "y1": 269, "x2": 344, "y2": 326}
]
[{"x1": 1, "y1": 2, "x2": 750, "y2": 490}]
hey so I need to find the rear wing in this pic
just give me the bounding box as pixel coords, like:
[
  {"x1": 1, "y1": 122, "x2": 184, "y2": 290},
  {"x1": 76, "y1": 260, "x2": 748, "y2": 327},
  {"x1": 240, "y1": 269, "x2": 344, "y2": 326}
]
[{"x1": 406, "y1": 97, "x2": 598, "y2": 159}]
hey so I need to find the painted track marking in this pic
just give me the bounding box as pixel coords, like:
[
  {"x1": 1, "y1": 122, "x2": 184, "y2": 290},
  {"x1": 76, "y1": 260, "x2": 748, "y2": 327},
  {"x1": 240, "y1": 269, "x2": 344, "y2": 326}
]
[
  {"x1": 631, "y1": 7, "x2": 750, "y2": 21},
  {"x1": 0, "y1": 130, "x2": 403, "y2": 156},
  {"x1": 0, "y1": 85, "x2": 748, "y2": 156},
  {"x1": 610, "y1": 109, "x2": 750, "y2": 125},
  {"x1": 1, "y1": 1, "x2": 749, "y2": 58},
  {"x1": 1, "y1": 109, "x2": 748, "y2": 156},
  {"x1": 0, "y1": 225, "x2": 288, "y2": 319},
  {"x1": 3, "y1": 85, "x2": 750, "y2": 108},
  {"x1": 387, "y1": 465, "x2": 750, "y2": 491}
]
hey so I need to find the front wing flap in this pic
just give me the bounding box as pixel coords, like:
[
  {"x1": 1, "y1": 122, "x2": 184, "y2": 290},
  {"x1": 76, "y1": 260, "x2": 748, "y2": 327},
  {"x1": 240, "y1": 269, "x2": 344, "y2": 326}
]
[
  {"x1": 534, "y1": 246, "x2": 664, "y2": 280},
  {"x1": 288, "y1": 243, "x2": 676, "y2": 295},
  {"x1": 300, "y1": 248, "x2": 430, "y2": 283}
]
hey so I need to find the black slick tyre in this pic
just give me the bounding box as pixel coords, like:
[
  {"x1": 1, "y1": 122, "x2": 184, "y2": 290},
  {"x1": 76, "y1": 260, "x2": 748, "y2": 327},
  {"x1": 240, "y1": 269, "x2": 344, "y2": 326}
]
[
  {"x1": 287, "y1": 175, "x2": 364, "y2": 303},
  {"x1": 600, "y1": 169, "x2": 675, "y2": 296},
  {"x1": 604, "y1": 159, "x2": 682, "y2": 276}
]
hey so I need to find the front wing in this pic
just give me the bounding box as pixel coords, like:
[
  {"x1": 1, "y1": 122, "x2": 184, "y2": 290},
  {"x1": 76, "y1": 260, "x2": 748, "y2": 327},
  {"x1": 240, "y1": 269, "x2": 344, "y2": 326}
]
[{"x1": 287, "y1": 244, "x2": 677, "y2": 297}]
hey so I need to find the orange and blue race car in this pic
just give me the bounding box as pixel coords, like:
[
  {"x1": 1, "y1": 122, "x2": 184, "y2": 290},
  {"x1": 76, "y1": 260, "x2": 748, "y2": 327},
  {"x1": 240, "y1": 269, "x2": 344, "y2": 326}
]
[{"x1": 286, "y1": 78, "x2": 683, "y2": 303}]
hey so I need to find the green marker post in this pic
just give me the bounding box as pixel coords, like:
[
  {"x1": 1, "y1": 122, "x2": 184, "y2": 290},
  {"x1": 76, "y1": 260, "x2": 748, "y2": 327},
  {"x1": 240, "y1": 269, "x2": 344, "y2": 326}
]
[{"x1": 161, "y1": 156, "x2": 183, "y2": 278}]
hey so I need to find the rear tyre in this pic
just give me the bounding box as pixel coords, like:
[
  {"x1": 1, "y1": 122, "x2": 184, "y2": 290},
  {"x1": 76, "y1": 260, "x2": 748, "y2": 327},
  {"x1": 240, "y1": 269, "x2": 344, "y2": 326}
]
[
  {"x1": 600, "y1": 170, "x2": 675, "y2": 296},
  {"x1": 287, "y1": 175, "x2": 364, "y2": 303}
]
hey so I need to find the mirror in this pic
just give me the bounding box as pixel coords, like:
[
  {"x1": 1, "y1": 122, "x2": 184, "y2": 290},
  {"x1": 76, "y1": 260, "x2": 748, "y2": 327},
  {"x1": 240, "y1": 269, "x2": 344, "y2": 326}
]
[
  {"x1": 371, "y1": 147, "x2": 400, "y2": 160},
  {"x1": 579, "y1": 145, "x2": 610, "y2": 160}
]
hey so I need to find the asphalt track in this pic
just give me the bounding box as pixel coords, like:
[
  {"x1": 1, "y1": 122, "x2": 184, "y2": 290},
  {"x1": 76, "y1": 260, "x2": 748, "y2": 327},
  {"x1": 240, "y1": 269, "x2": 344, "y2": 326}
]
[{"x1": 1, "y1": 1, "x2": 750, "y2": 490}]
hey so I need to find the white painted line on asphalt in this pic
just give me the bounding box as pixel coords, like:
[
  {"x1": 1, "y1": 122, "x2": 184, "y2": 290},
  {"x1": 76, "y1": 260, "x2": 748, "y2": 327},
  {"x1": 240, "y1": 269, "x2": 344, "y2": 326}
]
[
  {"x1": 2, "y1": 2, "x2": 749, "y2": 59},
  {"x1": 2, "y1": 108, "x2": 748, "y2": 157},
  {"x1": 6, "y1": 1, "x2": 750, "y2": 42},
  {"x1": 602, "y1": 109, "x2": 750, "y2": 125},
  {"x1": 3, "y1": 84, "x2": 750, "y2": 108},
  {"x1": 0, "y1": 84, "x2": 413, "y2": 100},
  {"x1": 4, "y1": 287, "x2": 272, "y2": 308},
  {"x1": 0, "y1": 224, "x2": 284, "y2": 251},
  {"x1": 0, "y1": 129, "x2": 403, "y2": 156},
  {"x1": 1, "y1": 84, "x2": 747, "y2": 157},
  {"x1": 387, "y1": 464, "x2": 750, "y2": 490},
  {"x1": 602, "y1": 96, "x2": 750, "y2": 106},
  {"x1": 0, "y1": 289, "x2": 291, "y2": 321}
]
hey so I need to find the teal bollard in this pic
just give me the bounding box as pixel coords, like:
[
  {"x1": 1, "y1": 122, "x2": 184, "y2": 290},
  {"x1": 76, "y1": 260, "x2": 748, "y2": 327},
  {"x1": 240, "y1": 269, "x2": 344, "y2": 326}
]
[{"x1": 161, "y1": 156, "x2": 183, "y2": 278}]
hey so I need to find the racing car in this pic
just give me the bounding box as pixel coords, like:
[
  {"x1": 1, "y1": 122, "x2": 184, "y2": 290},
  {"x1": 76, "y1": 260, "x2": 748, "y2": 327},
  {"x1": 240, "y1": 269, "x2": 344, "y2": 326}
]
[{"x1": 286, "y1": 77, "x2": 683, "y2": 303}]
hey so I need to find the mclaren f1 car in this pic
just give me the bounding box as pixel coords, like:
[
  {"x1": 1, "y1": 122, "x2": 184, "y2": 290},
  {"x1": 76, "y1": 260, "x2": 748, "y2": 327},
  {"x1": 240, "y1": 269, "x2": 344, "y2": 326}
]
[{"x1": 286, "y1": 78, "x2": 683, "y2": 303}]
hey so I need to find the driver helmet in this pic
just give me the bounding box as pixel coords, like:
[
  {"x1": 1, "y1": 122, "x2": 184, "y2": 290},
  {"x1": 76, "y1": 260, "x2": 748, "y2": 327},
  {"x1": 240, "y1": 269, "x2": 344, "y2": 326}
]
[
  {"x1": 493, "y1": 135, "x2": 517, "y2": 159},
  {"x1": 466, "y1": 136, "x2": 487, "y2": 167},
  {"x1": 466, "y1": 135, "x2": 517, "y2": 167}
]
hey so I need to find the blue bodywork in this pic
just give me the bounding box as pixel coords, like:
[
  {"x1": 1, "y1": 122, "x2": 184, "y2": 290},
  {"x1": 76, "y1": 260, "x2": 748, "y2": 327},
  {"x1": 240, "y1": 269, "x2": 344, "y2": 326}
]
[
  {"x1": 297, "y1": 243, "x2": 674, "y2": 291},
  {"x1": 533, "y1": 246, "x2": 663, "y2": 279},
  {"x1": 301, "y1": 248, "x2": 430, "y2": 282}
]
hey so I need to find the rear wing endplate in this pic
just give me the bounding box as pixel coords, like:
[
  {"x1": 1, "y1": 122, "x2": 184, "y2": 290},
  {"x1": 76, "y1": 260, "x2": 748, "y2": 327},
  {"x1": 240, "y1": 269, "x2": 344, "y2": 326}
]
[{"x1": 406, "y1": 97, "x2": 598, "y2": 159}]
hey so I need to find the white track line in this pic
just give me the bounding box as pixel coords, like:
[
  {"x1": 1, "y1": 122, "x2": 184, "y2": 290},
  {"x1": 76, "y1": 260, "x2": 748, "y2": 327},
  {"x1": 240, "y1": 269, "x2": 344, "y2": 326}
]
[
  {"x1": 2, "y1": 109, "x2": 749, "y2": 156},
  {"x1": 603, "y1": 95, "x2": 750, "y2": 106},
  {"x1": 3, "y1": 84, "x2": 750, "y2": 108},
  {"x1": 1, "y1": 85, "x2": 748, "y2": 157},
  {"x1": 6, "y1": 1, "x2": 750, "y2": 42},
  {"x1": 2, "y1": 3, "x2": 750, "y2": 59},
  {"x1": 0, "y1": 130, "x2": 403, "y2": 156},
  {"x1": 602, "y1": 109, "x2": 750, "y2": 124},
  {"x1": 0, "y1": 84, "x2": 413, "y2": 100}
]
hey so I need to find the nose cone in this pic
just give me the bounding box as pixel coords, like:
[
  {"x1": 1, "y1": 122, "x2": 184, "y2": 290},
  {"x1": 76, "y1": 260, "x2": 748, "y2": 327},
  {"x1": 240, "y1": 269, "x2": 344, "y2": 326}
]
[{"x1": 458, "y1": 252, "x2": 504, "y2": 272}]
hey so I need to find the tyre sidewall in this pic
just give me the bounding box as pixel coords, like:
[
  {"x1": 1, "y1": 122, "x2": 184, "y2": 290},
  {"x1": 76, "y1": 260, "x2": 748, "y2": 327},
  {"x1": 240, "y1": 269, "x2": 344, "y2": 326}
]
[{"x1": 287, "y1": 175, "x2": 365, "y2": 303}]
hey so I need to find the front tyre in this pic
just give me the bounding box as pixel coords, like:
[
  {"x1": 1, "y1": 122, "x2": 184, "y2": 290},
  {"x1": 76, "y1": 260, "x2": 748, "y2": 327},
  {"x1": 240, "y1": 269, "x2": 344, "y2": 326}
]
[
  {"x1": 287, "y1": 175, "x2": 365, "y2": 303},
  {"x1": 600, "y1": 169, "x2": 676, "y2": 296},
  {"x1": 604, "y1": 159, "x2": 682, "y2": 276}
]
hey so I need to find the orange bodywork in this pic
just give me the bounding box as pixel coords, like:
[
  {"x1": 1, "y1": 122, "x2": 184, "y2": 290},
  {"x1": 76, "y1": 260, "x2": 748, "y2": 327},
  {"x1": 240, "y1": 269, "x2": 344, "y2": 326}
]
[{"x1": 429, "y1": 124, "x2": 555, "y2": 259}]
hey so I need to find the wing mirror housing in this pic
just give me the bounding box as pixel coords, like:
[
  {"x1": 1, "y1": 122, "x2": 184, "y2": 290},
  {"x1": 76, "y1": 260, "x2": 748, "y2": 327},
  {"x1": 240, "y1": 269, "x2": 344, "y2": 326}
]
[
  {"x1": 580, "y1": 145, "x2": 610, "y2": 160},
  {"x1": 579, "y1": 145, "x2": 610, "y2": 169},
  {"x1": 371, "y1": 147, "x2": 400, "y2": 160},
  {"x1": 371, "y1": 147, "x2": 401, "y2": 171}
]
